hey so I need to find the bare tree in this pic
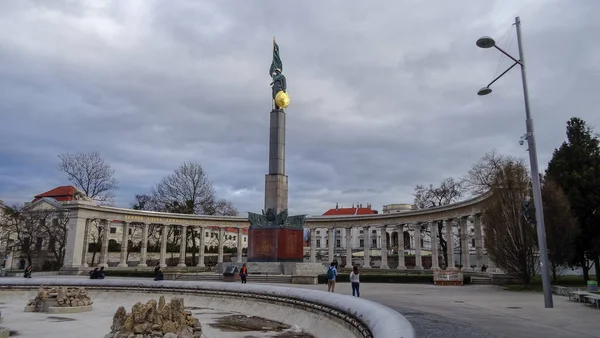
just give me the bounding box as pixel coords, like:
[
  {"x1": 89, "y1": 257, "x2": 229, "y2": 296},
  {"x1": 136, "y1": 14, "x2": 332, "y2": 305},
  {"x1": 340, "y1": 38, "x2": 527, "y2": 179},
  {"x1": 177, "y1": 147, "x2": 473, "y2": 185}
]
[
  {"x1": 58, "y1": 151, "x2": 118, "y2": 205},
  {"x1": 541, "y1": 178, "x2": 580, "y2": 282},
  {"x1": 3, "y1": 205, "x2": 47, "y2": 267},
  {"x1": 464, "y1": 150, "x2": 519, "y2": 195},
  {"x1": 38, "y1": 208, "x2": 70, "y2": 266},
  {"x1": 482, "y1": 161, "x2": 538, "y2": 286},
  {"x1": 413, "y1": 177, "x2": 465, "y2": 268}
]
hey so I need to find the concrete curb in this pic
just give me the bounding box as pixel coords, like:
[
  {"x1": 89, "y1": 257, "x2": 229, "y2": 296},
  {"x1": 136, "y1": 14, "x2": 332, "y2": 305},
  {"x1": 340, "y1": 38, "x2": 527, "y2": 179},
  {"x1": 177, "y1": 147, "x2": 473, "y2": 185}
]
[{"x1": 0, "y1": 278, "x2": 414, "y2": 338}]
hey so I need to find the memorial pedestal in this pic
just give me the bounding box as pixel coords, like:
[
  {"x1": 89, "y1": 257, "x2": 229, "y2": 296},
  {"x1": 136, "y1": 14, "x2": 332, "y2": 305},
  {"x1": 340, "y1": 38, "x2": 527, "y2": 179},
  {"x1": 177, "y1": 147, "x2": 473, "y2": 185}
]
[{"x1": 247, "y1": 228, "x2": 304, "y2": 262}]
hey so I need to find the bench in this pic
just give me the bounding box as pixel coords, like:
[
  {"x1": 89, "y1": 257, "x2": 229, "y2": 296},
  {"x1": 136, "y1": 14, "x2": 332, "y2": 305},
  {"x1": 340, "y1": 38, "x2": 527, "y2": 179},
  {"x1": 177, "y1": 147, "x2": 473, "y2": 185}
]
[
  {"x1": 583, "y1": 294, "x2": 600, "y2": 309},
  {"x1": 568, "y1": 290, "x2": 592, "y2": 302}
]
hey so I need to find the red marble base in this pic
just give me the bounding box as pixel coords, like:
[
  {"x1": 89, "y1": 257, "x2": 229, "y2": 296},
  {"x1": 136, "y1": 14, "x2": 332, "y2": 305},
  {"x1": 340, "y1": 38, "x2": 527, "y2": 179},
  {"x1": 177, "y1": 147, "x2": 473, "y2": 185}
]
[{"x1": 247, "y1": 228, "x2": 304, "y2": 262}]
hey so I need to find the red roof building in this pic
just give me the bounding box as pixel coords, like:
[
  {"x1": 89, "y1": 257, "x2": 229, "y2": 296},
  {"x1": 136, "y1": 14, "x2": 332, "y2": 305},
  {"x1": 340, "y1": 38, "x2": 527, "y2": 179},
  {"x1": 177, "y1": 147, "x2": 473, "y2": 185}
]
[
  {"x1": 32, "y1": 185, "x2": 80, "y2": 203},
  {"x1": 322, "y1": 203, "x2": 378, "y2": 216}
]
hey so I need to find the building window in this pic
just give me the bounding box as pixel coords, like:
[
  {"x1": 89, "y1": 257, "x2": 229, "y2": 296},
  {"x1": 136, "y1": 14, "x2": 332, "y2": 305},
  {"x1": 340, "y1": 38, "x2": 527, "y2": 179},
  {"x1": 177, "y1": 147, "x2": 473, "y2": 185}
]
[
  {"x1": 233, "y1": 236, "x2": 236, "y2": 240},
  {"x1": 48, "y1": 238, "x2": 56, "y2": 251},
  {"x1": 372, "y1": 230, "x2": 376, "y2": 234},
  {"x1": 336, "y1": 239, "x2": 341, "y2": 247},
  {"x1": 336, "y1": 230, "x2": 341, "y2": 235},
  {"x1": 35, "y1": 237, "x2": 43, "y2": 251},
  {"x1": 110, "y1": 227, "x2": 117, "y2": 234},
  {"x1": 316, "y1": 239, "x2": 321, "y2": 247},
  {"x1": 244, "y1": 237, "x2": 247, "y2": 242},
  {"x1": 52, "y1": 218, "x2": 58, "y2": 227},
  {"x1": 205, "y1": 232, "x2": 209, "y2": 237},
  {"x1": 128, "y1": 229, "x2": 133, "y2": 235},
  {"x1": 359, "y1": 230, "x2": 363, "y2": 234},
  {"x1": 326, "y1": 239, "x2": 329, "y2": 246},
  {"x1": 471, "y1": 238, "x2": 475, "y2": 247},
  {"x1": 174, "y1": 230, "x2": 180, "y2": 236},
  {"x1": 372, "y1": 238, "x2": 377, "y2": 248},
  {"x1": 359, "y1": 239, "x2": 364, "y2": 248},
  {"x1": 316, "y1": 230, "x2": 320, "y2": 235}
]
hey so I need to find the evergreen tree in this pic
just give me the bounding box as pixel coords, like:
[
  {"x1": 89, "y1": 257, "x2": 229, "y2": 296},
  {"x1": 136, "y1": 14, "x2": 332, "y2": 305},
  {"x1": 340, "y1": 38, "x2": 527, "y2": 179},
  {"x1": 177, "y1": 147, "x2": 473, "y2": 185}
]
[{"x1": 546, "y1": 117, "x2": 600, "y2": 281}]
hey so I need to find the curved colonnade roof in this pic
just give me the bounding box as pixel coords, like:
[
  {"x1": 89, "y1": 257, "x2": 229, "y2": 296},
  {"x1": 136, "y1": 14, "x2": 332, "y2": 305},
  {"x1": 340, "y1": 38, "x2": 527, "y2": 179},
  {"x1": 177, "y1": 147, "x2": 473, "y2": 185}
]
[{"x1": 63, "y1": 191, "x2": 492, "y2": 228}]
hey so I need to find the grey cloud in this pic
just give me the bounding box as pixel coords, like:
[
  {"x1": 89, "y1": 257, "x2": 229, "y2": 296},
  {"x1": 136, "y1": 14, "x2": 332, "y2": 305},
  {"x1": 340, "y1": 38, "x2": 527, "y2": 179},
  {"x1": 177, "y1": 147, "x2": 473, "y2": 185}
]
[{"x1": 1, "y1": 0, "x2": 599, "y2": 216}]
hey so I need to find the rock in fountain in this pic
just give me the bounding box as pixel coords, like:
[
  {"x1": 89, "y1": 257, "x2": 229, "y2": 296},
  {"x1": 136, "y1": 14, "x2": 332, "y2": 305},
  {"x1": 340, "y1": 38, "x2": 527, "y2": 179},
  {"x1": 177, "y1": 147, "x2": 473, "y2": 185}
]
[
  {"x1": 105, "y1": 296, "x2": 202, "y2": 338},
  {"x1": 25, "y1": 286, "x2": 93, "y2": 312}
]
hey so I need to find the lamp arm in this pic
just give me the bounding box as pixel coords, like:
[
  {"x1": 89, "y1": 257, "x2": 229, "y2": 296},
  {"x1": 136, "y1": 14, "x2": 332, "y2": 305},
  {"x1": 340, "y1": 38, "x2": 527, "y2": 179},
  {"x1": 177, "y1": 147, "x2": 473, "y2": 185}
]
[
  {"x1": 494, "y1": 45, "x2": 523, "y2": 66},
  {"x1": 486, "y1": 61, "x2": 520, "y2": 88}
]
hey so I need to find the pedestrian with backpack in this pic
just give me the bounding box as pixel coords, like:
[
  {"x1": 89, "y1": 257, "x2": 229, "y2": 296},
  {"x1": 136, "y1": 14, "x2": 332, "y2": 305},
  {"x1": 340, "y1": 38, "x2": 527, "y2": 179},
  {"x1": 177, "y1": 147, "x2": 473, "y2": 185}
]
[
  {"x1": 326, "y1": 261, "x2": 338, "y2": 292},
  {"x1": 349, "y1": 265, "x2": 360, "y2": 297}
]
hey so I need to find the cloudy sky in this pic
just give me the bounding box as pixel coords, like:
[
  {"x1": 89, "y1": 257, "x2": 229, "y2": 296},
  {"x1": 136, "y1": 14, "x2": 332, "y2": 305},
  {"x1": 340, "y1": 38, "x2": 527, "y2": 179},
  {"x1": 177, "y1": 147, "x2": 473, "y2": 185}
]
[{"x1": 1, "y1": 0, "x2": 599, "y2": 216}]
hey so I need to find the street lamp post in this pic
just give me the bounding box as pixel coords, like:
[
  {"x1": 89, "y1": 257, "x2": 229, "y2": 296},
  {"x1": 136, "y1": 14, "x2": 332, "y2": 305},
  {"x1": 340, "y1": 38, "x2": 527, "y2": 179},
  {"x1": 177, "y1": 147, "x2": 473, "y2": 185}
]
[{"x1": 476, "y1": 16, "x2": 553, "y2": 308}]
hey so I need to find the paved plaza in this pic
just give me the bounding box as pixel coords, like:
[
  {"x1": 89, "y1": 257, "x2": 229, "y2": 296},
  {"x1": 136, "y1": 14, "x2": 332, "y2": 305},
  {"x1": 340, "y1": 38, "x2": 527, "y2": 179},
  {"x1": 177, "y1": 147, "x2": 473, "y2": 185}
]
[
  {"x1": 1, "y1": 277, "x2": 598, "y2": 338},
  {"x1": 286, "y1": 282, "x2": 599, "y2": 338}
]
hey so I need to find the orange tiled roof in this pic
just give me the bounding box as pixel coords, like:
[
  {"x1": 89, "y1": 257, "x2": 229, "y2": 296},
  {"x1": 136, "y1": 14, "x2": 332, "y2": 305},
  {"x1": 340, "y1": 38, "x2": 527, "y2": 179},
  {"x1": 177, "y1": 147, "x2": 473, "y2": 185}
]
[
  {"x1": 32, "y1": 185, "x2": 77, "y2": 202},
  {"x1": 322, "y1": 207, "x2": 376, "y2": 216}
]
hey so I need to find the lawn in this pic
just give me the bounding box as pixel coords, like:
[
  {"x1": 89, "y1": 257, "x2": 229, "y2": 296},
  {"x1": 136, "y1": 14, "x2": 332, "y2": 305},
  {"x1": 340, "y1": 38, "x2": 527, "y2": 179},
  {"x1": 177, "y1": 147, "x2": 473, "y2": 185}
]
[{"x1": 503, "y1": 275, "x2": 597, "y2": 292}]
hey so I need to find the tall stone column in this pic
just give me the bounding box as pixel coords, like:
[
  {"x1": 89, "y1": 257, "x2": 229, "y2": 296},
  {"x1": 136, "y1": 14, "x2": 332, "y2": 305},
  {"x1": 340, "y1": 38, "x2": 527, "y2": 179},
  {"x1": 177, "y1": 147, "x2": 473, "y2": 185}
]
[
  {"x1": 414, "y1": 225, "x2": 423, "y2": 270},
  {"x1": 81, "y1": 218, "x2": 91, "y2": 268},
  {"x1": 197, "y1": 226, "x2": 206, "y2": 268},
  {"x1": 380, "y1": 226, "x2": 389, "y2": 269},
  {"x1": 345, "y1": 228, "x2": 353, "y2": 267},
  {"x1": 138, "y1": 223, "x2": 149, "y2": 267},
  {"x1": 217, "y1": 227, "x2": 224, "y2": 263},
  {"x1": 473, "y1": 213, "x2": 484, "y2": 270},
  {"x1": 328, "y1": 228, "x2": 335, "y2": 262},
  {"x1": 177, "y1": 225, "x2": 187, "y2": 267},
  {"x1": 237, "y1": 227, "x2": 244, "y2": 263},
  {"x1": 61, "y1": 214, "x2": 88, "y2": 270},
  {"x1": 99, "y1": 219, "x2": 110, "y2": 268},
  {"x1": 445, "y1": 219, "x2": 456, "y2": 270},
  {"x1": 363, "y1": 226, "x2": 371, "y2": 268},
  {"x1": 460, "y1": 217, "x2": 472, "y2": 271},
  {"x1": 397, "y1": 225, "x2": 406, "y2": 269},
  {"x1": 430, "y1": 222, "x2": 440, "y2": 270},
  {"x1": 264, "y1": 109, "x2": 288, "y2": 213},
  {"x1": 309, "y1": 228, "x2": 317, "y2": 263},
  {"x1": 160, "y1": 225, "x2": 168, "y2": 268},
  {"x1": 118, "y1": 221, "x2": 129, "y2": 267}
]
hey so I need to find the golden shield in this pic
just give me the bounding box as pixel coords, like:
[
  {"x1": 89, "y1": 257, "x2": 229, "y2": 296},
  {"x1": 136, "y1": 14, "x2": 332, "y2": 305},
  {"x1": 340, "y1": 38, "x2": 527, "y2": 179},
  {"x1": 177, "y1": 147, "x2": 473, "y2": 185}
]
[{"x1": 275, "y1": 91, "x2": 290, "y2": 109}]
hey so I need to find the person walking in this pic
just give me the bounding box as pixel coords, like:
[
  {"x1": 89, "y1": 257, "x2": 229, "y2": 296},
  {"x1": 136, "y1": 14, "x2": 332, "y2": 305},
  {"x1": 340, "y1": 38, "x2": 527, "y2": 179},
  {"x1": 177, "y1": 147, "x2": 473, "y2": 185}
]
[
  {"x1": 326, "y1": 261, "x2": 338, "y2": 292},
  {"x1": 239, "y1": 264, "x2": 248, "y2": 284},
  {"x1": 349, "y1": 266, "x2": 360, "y2": 297}
]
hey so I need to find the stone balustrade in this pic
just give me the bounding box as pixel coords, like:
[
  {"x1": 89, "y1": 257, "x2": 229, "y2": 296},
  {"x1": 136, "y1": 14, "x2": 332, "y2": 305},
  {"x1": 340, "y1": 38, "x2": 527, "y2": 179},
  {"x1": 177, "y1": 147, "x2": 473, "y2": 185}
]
[{"x1": 0, "y1": 278, "x2": 415, "y2": 338}]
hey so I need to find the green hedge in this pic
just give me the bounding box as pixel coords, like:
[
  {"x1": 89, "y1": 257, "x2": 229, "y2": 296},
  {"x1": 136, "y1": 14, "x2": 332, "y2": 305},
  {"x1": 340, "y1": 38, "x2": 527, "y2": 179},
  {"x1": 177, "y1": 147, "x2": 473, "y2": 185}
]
[
  {"x1": 318, "y1": 273, "x2": 472, "y2": 285},
  {"x1": 104, "y1": 270, "x2": 156, "y2": 278}
]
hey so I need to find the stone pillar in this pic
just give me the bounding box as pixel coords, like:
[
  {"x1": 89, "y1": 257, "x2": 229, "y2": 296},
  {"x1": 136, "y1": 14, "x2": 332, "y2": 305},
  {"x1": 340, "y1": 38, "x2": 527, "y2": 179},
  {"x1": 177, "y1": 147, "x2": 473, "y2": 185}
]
[
  {"x1": 328, "y1": 228, "x2": 335, "y2": 262},
  {"x1": 397, "y1": 225, "x2": 406, "y2": 269},
  {"x1": 363, "y1": 226, "x2": 371, "y2": 268},
  {"x1": 380, "y1": 226, "x2": 389, "y2": 269},
  {"x1": 99, "y1": 219, "x2": 110, "y2": 268},
  {"x1": 138, "y1": 223, "x2": 149, "y2": 267},
  {"x1": 430, "y1": 222, "x2": 440, "y2": 270},
  {"x1": 309, "y1": 228, "x2": 317, "y2": 263},
  {"x1": 473, "y1": 213, "x2": 484, "y2": 270},
  {"x1": 81, "y1": 218, "x2": 91, "y2": 268},
  {"x1": 160, "y1": 225, "x2": 168, "y2": 268},
  {"x1": 445, "y1": 219, "x2": 456, "y2": 270},
  {"x1": 177, "y1": 225, "x2": 187, "y2": 267},
  {"x1": 217, "y1": 227, "x2": 224, "y2": 263},
  {"x1": 61, "y1": 213, "x2": 88, "y2": 270},
  {"x1": 118, "y1": 221, "x2": 129, "y2": 267},
  {"x1": 237, "y1": 227, "x2": 244, "y2": 263},
  {"x1": 197, "y1": 226, "x2": 206, "y2": 267},
  {"x1": 414, "y1": 225, "x2": 423, "y2": 270},
  {"x1": 345, "y1": 228, "x2": 353, "y2": 267},
  {"x1": 460, "y1": 217, "x2": 472, "y2": 271}
]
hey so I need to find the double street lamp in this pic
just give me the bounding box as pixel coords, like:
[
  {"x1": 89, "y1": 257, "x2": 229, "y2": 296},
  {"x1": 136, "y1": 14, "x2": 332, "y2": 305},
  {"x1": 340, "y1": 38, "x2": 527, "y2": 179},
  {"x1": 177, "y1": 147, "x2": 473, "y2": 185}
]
[{"x1": 476, "y1": 16, "x2": 553, "y2": 308}]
